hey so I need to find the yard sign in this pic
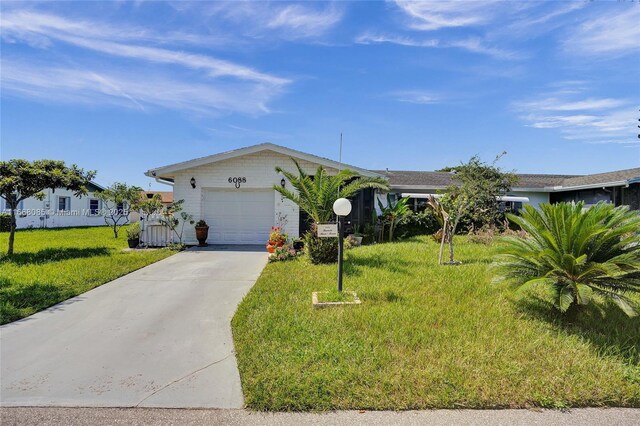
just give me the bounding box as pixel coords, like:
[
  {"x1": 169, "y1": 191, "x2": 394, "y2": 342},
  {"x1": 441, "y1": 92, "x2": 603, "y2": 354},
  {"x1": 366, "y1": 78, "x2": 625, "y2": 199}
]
[{"x1": 317, "y1": 223, "x2": 338, "y2": 238}]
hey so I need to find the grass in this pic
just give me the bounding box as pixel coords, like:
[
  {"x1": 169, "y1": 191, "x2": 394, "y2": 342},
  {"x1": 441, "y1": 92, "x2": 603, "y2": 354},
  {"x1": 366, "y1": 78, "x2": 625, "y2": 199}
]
[
  {"x1": 0, "y1": 226, "x2": 174, "y2": 324},
  {"x1": 315, "y1": 290, "x2": 358, "y2": 303},
  {"x1": 232, "y1": 236, "x2": 640, "y2": 411}
]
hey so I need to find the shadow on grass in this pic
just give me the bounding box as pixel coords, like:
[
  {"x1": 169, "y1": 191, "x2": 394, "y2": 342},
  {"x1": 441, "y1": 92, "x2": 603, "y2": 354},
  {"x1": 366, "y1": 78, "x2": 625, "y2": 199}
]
[
  {"x1": 0, "y1": 277, "x2": 68, "y2": 325},
  {"x1": 517, "y1": 295, "x2": 640, "y2": 366},
  {"x1": 344, "y1": 252, "x2": 412, "y2": 276},
  {"x1": 0, "y1": 247, "x2": 112, "y2": 266}
]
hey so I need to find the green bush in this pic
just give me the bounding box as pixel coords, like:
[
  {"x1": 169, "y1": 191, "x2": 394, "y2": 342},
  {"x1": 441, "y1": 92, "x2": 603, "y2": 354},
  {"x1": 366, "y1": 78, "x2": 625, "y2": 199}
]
[
  {"x1": 304, "y1": 232, "x2": 338, "y2": 264},
  {"x1": 0, "y1": 213, "x2": 10, "y2": 232},
  {"x1": 395, "y1": 210, "x2": 439, "y2": 239}
]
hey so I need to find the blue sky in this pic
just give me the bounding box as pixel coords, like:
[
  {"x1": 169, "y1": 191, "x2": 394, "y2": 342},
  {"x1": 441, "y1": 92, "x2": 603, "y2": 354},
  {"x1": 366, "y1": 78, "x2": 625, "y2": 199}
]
[{"x1": 1, "y1": 1, "x2": 638, "y2": 190}]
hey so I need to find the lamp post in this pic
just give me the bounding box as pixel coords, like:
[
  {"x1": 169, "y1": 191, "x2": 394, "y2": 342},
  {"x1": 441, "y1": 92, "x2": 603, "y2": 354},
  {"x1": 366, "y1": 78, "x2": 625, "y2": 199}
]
[{"x1": 332, "y1": 198, "x2": 352, "y2": 292}]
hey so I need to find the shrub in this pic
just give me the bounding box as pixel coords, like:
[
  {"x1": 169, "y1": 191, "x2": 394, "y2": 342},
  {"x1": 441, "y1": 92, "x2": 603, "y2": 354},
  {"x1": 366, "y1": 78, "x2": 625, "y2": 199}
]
[
  {"x1": 0, "y1": 213, "x2": 10, "y2": 232},
  {"x1": 268, "y1": 244, "x2": 300, "y2": 262},
  {"x1": 493, "y1": 202, "x2": 640, "y2": 317},
  {"x1": 126, "y1": 222, "x2": 141, "y2": 239},
  {"x1": 469, "y1": 226, "x2": 496, "y2": 245},
  {"x1": 195, "y1": 219, "x2": 208, "y2": 227},
  {"x1": 396, "y1": 210, "x2": 439, "y2": 239},
  {"x1": 304, "y1": 232, "x2": 338, "y2": 264}
]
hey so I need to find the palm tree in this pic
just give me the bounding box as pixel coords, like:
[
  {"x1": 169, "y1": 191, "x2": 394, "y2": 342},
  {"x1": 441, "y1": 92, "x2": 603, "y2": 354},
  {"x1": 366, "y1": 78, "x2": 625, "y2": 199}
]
[
  {"x1": 273, "y1": 159, "x2": 389, "y2": 225},
  {"x1": 377, "y1": 194, "x2": 411, "y2": 242},
  {"x1": 493, "y1": 202, "x2": 640, "y2": 317}
]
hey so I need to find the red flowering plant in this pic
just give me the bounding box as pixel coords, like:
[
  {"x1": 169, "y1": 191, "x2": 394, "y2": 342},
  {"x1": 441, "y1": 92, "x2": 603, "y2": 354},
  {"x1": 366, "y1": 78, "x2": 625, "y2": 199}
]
[{"x1": 268, "y1": 226, "x2": 288, "y2": 247}]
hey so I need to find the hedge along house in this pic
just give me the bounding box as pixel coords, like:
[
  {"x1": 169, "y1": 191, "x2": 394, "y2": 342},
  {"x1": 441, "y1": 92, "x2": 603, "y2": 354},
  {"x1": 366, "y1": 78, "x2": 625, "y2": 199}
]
[{"x1": 144, "y1": 143, "x2": 383, "y2": 245}]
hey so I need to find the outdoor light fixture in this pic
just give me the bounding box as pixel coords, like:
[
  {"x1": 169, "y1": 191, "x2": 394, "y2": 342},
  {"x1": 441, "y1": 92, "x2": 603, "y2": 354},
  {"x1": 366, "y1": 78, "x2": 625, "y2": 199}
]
[
  {"x1": 280, "y1": 178, "x2": 286, "y2": 188},
  {"x1": 332, "y1": 198, "x2": 352, "y2": 292},
  {"x1": 190, "y1": 177, "x2": 196, "y2": 189}
]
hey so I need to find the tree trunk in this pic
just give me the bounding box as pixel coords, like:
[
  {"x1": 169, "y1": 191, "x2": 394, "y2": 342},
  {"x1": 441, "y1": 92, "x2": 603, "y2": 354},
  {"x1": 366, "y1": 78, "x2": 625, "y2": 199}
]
[{"x1": 7, "y1": 202, "x2": 17, "y2": 256}]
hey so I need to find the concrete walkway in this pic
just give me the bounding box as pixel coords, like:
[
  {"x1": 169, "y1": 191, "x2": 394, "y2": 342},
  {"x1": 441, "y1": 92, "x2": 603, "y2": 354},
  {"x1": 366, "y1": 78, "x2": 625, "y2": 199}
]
[
  {"x1": 1, "y1": 407, "x2": 638, "y2": 426},
  {"x1": 0, "y1": 245, "x2": 267, "y2": 408}
]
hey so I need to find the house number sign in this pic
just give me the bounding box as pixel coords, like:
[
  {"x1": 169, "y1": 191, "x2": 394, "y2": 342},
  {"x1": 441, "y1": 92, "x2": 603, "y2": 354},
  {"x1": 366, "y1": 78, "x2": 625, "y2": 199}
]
[{"x1": 228, "y1": 177, "x2": 247, "y2": 188}]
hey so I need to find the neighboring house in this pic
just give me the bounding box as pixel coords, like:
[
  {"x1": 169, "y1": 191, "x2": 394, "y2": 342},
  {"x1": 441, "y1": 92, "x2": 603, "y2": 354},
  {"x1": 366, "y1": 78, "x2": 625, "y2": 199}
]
[
  {"x1": 130, "y1": 191, "x2": 174, "y2": 223},
  {"x1": 1, "y1": 182, "x2": 107, "y2": 229},
  {"x1": 145, "y1": 143, "x2": 381, "y2": 245},
  {"x1": 378, "y1": 167, "x2": 640, "y2": 212},
  {"x1": 145, "y1": 143, "x2": 639, "y2": 245}
]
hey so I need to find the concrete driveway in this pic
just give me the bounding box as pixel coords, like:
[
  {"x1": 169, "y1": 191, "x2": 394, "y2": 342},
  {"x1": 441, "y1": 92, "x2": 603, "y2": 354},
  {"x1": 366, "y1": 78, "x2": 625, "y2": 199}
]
[{"x1": 0, "y1": 245, "x2": 267, "y2": 408}]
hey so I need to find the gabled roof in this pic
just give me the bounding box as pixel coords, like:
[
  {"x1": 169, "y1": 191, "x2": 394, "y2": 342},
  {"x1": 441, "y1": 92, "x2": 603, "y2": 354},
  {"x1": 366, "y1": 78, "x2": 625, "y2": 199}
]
[
  {"x1": 145, "y1": 143, "x2": 381, "y2": 179},
  {"x1": 374, "y1": 170, "x2": 577, "y2": 191}
]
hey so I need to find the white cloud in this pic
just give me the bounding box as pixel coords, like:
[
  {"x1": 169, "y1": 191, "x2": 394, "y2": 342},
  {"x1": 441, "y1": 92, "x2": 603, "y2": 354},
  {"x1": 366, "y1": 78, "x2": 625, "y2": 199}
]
[
  {"x1": 205, "y1": 2, "x2": 343, "y2": 39},
  {"x1": 393, "y1": 0, "x2": 502, "y2": 31},
  {"x1": 391, "y1": 90, "x2": 441, "y2": 105},
  {"x1": 515, "y1": 87, "x2": 638, "y2": 145},
  {"x1": 1, "y1": 60, "x2": 279, "y2": 115},
  {"x1": 355, "y1": 33, "x2": 519, "y2": 59},
  {"x1": 564, "y1": 6, "x2": 640, "y2": 57},
  {"x1": 266, "y1": 4, "x2": 343, "y2": 37},
  {"x1": 0, "y1": 9, "x2": 290, "y2": 115}
]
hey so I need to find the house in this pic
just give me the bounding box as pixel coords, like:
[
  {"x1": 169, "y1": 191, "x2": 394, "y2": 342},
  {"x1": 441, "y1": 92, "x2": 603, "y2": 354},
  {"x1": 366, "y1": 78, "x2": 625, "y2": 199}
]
[
  {"x1": 379, "y1": 167, "x2": 640, "y2": 212},
  {"x1": 145, "y1": 143, "x2": 381, "y2": 245},
  {"x1": 1, "y1": 182, "x2": 107, "y2": 229},
  {"x1": 146, "y1": 143, "x2": 639, "y2": 246}
]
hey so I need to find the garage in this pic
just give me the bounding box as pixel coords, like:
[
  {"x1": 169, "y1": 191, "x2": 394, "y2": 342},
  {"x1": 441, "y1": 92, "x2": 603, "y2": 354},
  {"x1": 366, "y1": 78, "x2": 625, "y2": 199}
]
[{"x1": 203, "y1": 190, "x2": 274, "y2": 244}]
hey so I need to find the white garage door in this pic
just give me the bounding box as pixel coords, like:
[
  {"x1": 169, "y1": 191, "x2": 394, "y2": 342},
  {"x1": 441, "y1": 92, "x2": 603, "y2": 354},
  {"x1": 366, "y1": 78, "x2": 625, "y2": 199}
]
[{"x1": 203, "y1": 190, "x2": 274, "y2": 244}]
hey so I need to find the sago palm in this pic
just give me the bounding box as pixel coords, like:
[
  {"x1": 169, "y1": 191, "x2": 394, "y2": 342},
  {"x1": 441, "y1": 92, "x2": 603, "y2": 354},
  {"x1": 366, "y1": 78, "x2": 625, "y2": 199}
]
[
  {"x1": 493, "y1": 202, "x2": 640, "y2": 316},
  {"x1": 273, "y1": 159, "x2": 389, "y2": 224}
]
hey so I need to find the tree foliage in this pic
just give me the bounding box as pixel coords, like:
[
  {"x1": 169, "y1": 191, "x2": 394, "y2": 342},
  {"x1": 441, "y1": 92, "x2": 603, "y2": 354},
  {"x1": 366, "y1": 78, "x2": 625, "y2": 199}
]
[
  {"x1": 0, "y1": 159, "x2": 95, "y2": 255},
  {"x1": 493, "y1": 202, "x2": 640, "y2": 317},
  {"x1": 95, "y1": 182, "x2": 142, "y2": 238},
  {"x1": 444, "y1": 153, "x2": 518, "y2": 232},
  {"x1": 273, "y1": 159, "x2": 389, "y2": 264},
  {"x1": 377, "y1": 194, "x2": 411, "y2": 242},
  {"x1": 273, "y1": 159, "x2": 389, "y2": 224}
]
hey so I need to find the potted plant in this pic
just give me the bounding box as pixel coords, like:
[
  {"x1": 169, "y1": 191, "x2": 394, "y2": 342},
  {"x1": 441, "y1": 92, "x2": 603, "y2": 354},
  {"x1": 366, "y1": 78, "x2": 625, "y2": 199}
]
[
  {"x1": 126, "y1": 222, "x2": 141, "y2": 249},
  {"x1": 266, "y1": 226, "x2": 288, "y2": 253},
  {"x1": 350, "y1": 224, "x2": 363, "y2": 246},
  {"x1": 195, "y1": 219, "x2": 209, "y2": 247}
]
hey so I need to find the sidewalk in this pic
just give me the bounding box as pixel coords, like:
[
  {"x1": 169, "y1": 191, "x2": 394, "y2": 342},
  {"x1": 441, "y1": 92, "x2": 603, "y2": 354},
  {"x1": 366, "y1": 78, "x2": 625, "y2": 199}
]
[{"x1": 1, "y1": 407, "x2": 638, "y2": 426}]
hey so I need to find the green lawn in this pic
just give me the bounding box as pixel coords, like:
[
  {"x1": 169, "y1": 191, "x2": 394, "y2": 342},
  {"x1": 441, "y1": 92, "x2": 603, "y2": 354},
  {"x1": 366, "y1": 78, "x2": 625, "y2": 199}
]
[
  {"x1": 0, "y1": 226, "x2": 174, "y2": 324},
  {"x1": 232, "y1": 236, "x2": 640, "y2": 411}
]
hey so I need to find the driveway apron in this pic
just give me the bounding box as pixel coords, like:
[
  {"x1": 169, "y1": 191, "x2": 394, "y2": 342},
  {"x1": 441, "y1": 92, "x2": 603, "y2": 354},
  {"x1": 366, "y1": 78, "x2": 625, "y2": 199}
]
[{"x1": 0, "y1": 246, "x2": 267, "y2": 408}]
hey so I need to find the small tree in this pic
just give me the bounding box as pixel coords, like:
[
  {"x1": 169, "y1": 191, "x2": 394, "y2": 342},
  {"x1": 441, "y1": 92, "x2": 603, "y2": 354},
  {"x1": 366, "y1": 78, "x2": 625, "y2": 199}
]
[
  {"x1": 137, "y1": 193, "x2": 163, "y2": 247},
  {"x1": 0, "y1": 159, "x2": 95, "y2": 255},
  {"x1": 95, "y1": 182, "x2": 142, "y2": 238},
  {"x1": 158, "y1": 199, "x2": 193, "y2": 245},
  {"x1": 427, "y1": 194, "x2": 469, "y2": 264},
  {"x1": 440, "y1": 153, "x2": 518, "y2": 232}
]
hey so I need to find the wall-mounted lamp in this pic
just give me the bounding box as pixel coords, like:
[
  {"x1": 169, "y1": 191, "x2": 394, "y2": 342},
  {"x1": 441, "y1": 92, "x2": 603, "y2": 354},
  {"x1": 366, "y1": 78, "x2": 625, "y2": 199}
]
[
  {"x1": 280, "y1": 178, "x2": 286, "y2": 188},
  {"x1": 190, "y1": 177, "x2": 196, "y2": 189}
]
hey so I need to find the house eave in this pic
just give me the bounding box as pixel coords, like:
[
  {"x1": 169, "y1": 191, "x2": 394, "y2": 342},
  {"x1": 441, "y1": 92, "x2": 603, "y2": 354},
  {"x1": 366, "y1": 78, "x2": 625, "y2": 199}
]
[
  {"x1": 145, "y1": 143, "x2": 383, "y2": 180},
  {"x1": 547, "y1": 180, "x2": 629, "y2": 192}
]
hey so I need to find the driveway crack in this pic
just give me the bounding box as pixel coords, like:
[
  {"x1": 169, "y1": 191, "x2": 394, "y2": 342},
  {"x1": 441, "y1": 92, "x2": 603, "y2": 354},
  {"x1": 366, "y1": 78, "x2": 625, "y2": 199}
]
[{"x1": 134, "y1": 352, "x2": 233, "y2": 407}]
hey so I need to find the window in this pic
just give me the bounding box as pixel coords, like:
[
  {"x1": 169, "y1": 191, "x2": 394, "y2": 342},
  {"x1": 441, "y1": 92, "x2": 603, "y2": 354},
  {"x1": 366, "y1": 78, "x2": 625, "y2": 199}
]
[
  {"x1": 58, "y1": 196, "x2": 71, "y2": 211},
  {"x1": 89, "y1": 199, "x2": 100, "y2": 215},
  {"x1": 116, "y1": 202, "x2": 125, "y2": 215}
]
